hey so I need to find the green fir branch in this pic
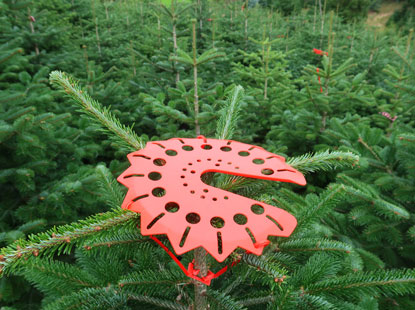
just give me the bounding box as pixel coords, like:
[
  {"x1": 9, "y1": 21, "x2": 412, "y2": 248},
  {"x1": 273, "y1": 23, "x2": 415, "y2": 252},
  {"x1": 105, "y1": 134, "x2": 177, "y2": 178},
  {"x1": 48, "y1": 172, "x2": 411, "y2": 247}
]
[
  {"x1": 238, "y1": 296, "x2": 273, "y2": 307},
  {"x1": 0, "y1": 209, "x2": 139, "y2": 276},
  {"x1": 216, "y1": 85, "x2": 244, "y2": 140},
  {"x1": 207, "y1": 290, "x2": 247, "y2": 310},
  {"x1": 43, "y1": 287, "x2": 129, "y2": 310},
  {"x1": 49, "y1": 71, "x2": 146, "y2": 151},
  {"x1": 278, "y1": 238, "x2": 354, "y2": 254},
  {"x1": 127, "y1": 293, "x2": 187, "y2": 310},
  {"x1": 305, "y1": 269, "x2": 415, "y2": 296},
  {"x1": 95, "y1": 165, "x2": 125, "y2": 209},
  {"x1": 287, "y1": 150, "x2": 359, "y2": 174}
]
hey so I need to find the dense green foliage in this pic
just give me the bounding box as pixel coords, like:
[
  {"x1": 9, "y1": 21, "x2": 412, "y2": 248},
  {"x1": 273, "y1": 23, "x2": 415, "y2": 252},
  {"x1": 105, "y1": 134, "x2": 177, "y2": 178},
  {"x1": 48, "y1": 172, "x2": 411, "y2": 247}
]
[{"x1": 1, "y1": 0, "x2": 415, "y2": 309}]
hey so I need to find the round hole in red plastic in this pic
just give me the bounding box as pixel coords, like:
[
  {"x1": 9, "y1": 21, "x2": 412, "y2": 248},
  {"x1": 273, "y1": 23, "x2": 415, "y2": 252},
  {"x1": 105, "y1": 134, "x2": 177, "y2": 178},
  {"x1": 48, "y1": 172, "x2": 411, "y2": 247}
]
[
  {"x1": 186, "y1": 213, "x2": 200, "y2": 224},
  {"x1": 153, "y1": 158, "x2": 166, "y2": 166},
  {"x1": 210, "y1": 217, "x2": 225, "y2": 229},
  {"x1": 203, "y1": 189, "x2": 208, "y2": 193},
  {"x1": 165, "y1": 150, "x2": 177, "y2": 156},
  {"x1": 148, "y1": 172, "x2": 162, "y2": 181},
  {"x1": 220, "y1": 146, "x2": 232, "y2": 152},
  {"x1": 234, "y1": 214, "x2": 247, "y2": 225},
  {"x1": 213, "y1": 197, "x2": 217, "y2": 201},
  {"x1": 183, "y1": 183, "x2": 188, "y2": 187},
  {"x1": 253, "y1": 158, "x2": 265, "y2": 164},
  {"x1": 165, "y1": 202, "x2": 179, "y2": 213},
  {"x1": 201, "y1": 144, "x2": 212, "y2": 150},
  {"x1": 238, "y1": 151, "x2": 250, "y2": 157},
  {"x1": 152, "y1": 187, "x2": 166, "y2": 197},
  {"x1": 251, "y1": 204, "x2": 264, "y2": 215},
  {"x1": 182, "y1": 145, "x2": 194, "y2": 151},
  {"x1": 261, "y1": 168, "x2": 274, "y2": 175}
]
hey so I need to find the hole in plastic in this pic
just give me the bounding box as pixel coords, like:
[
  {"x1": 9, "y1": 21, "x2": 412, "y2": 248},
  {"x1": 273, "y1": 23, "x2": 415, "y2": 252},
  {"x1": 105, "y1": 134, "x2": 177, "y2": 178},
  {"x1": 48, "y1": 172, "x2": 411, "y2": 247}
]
[
  {"x1": 210, "y1": 217, "x2": 225, "y2": 229},
  {"x1": 165, "y1": 202, "x2": 180, "y2": 213},
  {"x1": 132, "y1": 194, "x2": 149, "y2": 202},
  {"x1": 251, "y1": 204, "x2": 264, "y2": 215},
  {"x1": 165, "y1": 150, "x2": 177, "y2": 156},
  {"x1": 147, "y1": 213, "x2": 165, "y2": 229},
  {"x1": 245, "y1": 227, "x2": 256, "y2": 244},
  {"x1": 220, "y1": 146, "x2": 232, "y2": 152},
  {"x1": 186, "y1": 213, "x2": 200, "y2": 224},
  {"x1": 238, "y1": 151, "x2": 250, "y2": 157},
  {"x1": 153, "y1": 158, "x2": 166, "y2": 166},
  {"x1": 152, "y1": 187, "x2": 166, "y2": 197},
  {"x1": 133, "y1": 154, "x2": 151, "y2": 160},
  {"x1": 266, "y1": 215, "x2": 283, "y2": 231},
  {"x1": 124, "y1": 174, "x2": 144, "y2": 178},
  {"x1": 182, "y1": 145, "x2": 194, "y2": 151},
  {"x1": 253, "y1": 158, "x2": 265, "y2": 164},
  {"x1": 201, "y1": 144, "x2": 212, "y2": 150},
  {"x1": 217, "y1": 232, "x2": 223, "y2": 254},
  {"x1": 148, "y1": 172, "x2": 162, "y2": 181},
  {"x1": 261, "y1": 169, "x2": 274, "y2": 175},
  {"x1": 234, "y1": 214, "x2": 247, "y2": 225},
  {"x1": 179, "y1": 227, "x2": 190, "y2": 247}
]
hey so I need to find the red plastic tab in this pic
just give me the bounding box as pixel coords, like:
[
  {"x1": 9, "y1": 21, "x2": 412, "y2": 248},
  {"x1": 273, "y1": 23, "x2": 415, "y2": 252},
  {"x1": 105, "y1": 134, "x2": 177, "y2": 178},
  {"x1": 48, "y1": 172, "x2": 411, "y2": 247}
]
[{"x1": 118, "y1": 137, "x2": 306, "y2": 263}]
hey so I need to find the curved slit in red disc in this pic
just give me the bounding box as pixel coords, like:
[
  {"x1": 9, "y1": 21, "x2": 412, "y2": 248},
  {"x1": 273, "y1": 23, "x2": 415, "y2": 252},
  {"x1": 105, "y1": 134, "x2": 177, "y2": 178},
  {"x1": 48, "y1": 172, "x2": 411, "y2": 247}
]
[
  {"x1": 147, "y1": 213, "x2": 165, "y2": 229},
  {"x1": 266, "y1": 215, "x2": 284, "y2": 231}
]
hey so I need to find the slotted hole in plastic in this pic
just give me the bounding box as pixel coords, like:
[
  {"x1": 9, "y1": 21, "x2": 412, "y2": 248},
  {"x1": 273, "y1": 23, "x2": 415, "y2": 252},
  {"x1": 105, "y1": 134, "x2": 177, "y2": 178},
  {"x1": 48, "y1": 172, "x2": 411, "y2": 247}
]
[
  {"x1": 179, "y1": 227, "x2": 191, "y2": 247},
  {"x1": 147, "y1": 213, "x2": 165, "y2": 229},
  {"x1": 266, "y1": 215, "x2": 283, "y2": 231},
  {"x1": 245, "y1": 227, "x2": 256, "y2": 244},
  {"x1": 132, "y1": 194, "x2": 149, "y2": 202},
  {"x1": 124, "y1": 174, "x2": 144, "y2": 178},
  {"x1": 217, "y1": 232, "x2": 223, "y2": 254},
  {"x1": 133, "y1": 154, "x2": 151, "y2": 160}
]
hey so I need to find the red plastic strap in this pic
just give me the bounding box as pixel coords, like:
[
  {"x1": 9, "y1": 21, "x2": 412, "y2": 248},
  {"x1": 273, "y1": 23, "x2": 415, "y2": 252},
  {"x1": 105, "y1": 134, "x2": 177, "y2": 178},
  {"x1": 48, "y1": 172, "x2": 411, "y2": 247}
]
[{"x1": 149, "y1": 235, "x2": 240, "y2": 285}]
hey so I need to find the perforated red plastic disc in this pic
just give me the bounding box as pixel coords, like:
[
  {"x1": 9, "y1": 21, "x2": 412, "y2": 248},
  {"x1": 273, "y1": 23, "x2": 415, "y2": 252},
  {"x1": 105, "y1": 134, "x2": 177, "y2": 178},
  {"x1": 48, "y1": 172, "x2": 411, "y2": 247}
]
[{"x1": 118, "y1": 136, "x2": 306, "y2": 262}]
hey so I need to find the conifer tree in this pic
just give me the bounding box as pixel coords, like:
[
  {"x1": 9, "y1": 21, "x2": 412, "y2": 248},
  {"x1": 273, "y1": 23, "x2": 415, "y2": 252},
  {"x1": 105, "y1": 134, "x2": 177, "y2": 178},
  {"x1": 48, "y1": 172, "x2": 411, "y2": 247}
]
[{"x1": 1, "y1": 71, "x2": 414, "y2": 310}]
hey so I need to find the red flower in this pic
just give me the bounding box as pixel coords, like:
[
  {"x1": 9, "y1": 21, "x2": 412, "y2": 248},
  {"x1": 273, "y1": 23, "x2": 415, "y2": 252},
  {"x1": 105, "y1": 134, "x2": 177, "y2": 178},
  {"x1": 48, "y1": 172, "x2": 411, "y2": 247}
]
[{"x1": 313, "y1": 48, "x2": 328, "y2": 56}]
